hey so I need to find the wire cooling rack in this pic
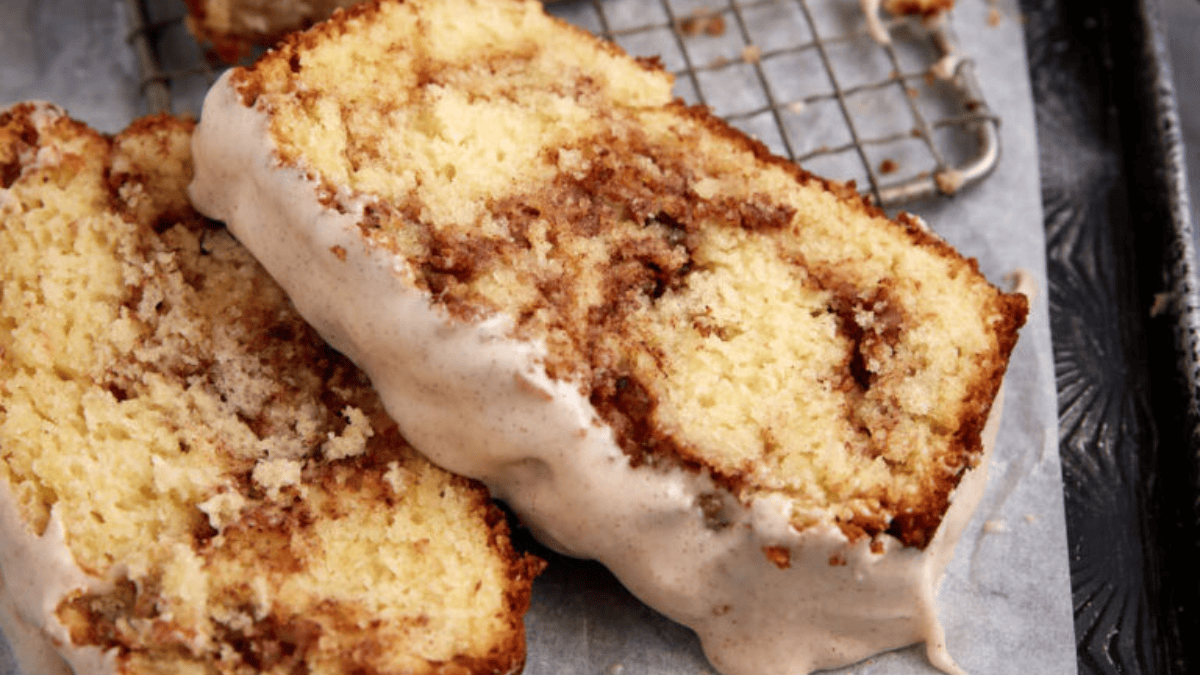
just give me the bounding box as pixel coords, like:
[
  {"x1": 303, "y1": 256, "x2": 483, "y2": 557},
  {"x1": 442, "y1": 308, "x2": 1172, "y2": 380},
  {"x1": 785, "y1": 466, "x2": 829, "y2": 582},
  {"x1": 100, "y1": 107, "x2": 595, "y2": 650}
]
[{"x1": 124, "y1": 0, "x2": 1000, "y2": 208}]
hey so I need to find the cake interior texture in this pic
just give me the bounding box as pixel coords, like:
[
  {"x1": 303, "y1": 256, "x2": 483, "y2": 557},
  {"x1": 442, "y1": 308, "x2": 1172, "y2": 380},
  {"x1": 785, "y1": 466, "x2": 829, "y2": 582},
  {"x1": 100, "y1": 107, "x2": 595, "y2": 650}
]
[
  {"x1": 234, "y1": 0, "x2": 1026, "y2": 548},
  {"x1": 0, "y1": 103, "x2": 538, "y2": 675}
]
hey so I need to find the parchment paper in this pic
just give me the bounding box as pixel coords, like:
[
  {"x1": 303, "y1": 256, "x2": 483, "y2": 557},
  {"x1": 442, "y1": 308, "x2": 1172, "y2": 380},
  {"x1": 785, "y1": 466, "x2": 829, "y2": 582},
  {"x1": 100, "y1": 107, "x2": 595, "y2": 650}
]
[{"x1": 0, "y1": 0, "x2": 1075, "y2": 673}]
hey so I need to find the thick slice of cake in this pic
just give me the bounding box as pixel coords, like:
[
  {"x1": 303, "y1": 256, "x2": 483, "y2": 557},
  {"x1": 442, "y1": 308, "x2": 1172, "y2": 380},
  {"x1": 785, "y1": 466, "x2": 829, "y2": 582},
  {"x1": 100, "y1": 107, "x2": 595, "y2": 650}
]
[
  {"x1": 188, "y1": 1, "x2": 1028, "y2": 673},
  {"x1": 184, "y1": 0, "x2": 362, "y2": 60},
  {"x1": 0, "y1": 102, "x2": 541, "y2": 675}
]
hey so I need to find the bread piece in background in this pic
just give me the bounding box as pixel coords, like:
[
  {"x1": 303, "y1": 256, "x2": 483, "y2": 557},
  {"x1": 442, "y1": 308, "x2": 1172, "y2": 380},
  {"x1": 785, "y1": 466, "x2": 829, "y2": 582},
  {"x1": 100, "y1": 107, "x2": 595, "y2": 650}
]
[{"x1": 184, "y1": 0, "x2": 362, "y2": 60}]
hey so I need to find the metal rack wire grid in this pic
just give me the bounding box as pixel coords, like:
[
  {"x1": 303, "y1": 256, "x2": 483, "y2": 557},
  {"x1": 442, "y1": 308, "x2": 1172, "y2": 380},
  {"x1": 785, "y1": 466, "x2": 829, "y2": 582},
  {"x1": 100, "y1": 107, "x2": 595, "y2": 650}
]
[{"x1": 125, "y1": 0, "x2": 1000, "y2": 208}]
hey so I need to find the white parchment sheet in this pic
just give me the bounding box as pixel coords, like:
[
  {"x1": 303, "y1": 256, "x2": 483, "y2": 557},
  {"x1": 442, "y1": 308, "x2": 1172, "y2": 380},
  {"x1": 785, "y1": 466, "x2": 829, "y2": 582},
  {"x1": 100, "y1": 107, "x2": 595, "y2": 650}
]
[{"x1": 0, "y1": 0, "x2": 1075, "y2": 673}]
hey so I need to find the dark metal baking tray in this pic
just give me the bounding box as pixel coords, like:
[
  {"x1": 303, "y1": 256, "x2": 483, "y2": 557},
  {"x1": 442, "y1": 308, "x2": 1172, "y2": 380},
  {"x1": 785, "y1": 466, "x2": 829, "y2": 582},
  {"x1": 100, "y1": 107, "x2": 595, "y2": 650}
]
[{"x1": 1019, "y1": 0, "x2": 1200, "y2": 671}]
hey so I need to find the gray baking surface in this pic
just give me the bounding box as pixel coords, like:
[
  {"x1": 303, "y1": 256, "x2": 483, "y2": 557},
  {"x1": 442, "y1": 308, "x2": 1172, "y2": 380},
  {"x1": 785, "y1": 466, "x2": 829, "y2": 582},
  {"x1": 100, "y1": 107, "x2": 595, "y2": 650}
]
[{"x1": 0, "y1": 0, "x2": 1074, "y2": 674}]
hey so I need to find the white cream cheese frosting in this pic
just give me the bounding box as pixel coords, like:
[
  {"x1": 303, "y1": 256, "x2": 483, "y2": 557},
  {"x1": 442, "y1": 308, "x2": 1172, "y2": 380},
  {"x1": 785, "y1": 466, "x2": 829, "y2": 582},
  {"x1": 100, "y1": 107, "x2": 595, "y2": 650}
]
[
  {"x1": 0, "y1": 481, "x2": 117, "y2": 675},
  {"x1": 188, "y1": 70, "x2": 1001, "y2": 675}
]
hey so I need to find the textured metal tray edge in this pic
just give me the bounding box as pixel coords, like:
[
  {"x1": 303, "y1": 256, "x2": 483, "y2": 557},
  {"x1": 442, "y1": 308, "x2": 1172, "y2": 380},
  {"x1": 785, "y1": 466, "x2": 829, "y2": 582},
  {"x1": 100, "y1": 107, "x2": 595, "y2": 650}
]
[
  {"x1": 1131, "y1": 0, "x2": 1200, "y2": 669},
  {"x1": 1023, "y1": 0, "x2": 1200, "y2": 671}
]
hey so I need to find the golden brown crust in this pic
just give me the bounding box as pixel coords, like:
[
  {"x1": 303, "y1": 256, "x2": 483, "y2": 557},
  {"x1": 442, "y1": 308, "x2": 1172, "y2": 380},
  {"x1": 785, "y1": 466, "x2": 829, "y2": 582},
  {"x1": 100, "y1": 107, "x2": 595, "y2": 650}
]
[{"x1": 230, "y1": 0, "x2": 668, "y2": 109}]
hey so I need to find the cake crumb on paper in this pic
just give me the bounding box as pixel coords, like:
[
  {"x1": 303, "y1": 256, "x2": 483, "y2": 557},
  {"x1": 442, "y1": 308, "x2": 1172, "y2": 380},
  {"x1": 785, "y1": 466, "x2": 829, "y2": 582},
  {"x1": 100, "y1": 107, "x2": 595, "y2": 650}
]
[
  {"x1": 678, "y1": 10, "x2": 726, "y2": 37},
  {"x1": 935, "y1": 169, "x2": 965, "y2": 195}
]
